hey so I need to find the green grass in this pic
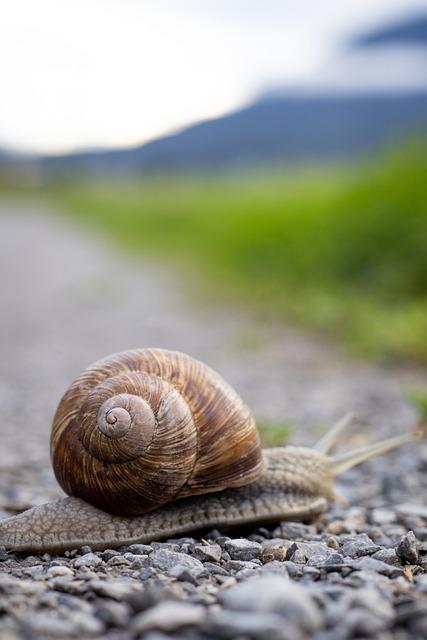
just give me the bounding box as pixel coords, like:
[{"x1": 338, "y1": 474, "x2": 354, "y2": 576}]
[{"x1": 5, "y1": 141, "x2": 427, "y2": 363}]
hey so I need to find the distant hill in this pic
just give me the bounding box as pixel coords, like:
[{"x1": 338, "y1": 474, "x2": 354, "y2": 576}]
[
  {"x1": 40, "y1": 91, "x2": 427, "y2": 175},
  {"x1": 352, "y1": 13, "x2": 427, "y2": 47}
]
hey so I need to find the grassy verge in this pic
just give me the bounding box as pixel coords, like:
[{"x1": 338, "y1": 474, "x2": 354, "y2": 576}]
[{"x1": 5, "y1": 142, "x2": 427, "y2": 363}]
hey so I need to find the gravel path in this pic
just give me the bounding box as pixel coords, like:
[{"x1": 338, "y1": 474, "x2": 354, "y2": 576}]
[{"x1": 0, "y1": 203, "x2": 426, "y2": 639}]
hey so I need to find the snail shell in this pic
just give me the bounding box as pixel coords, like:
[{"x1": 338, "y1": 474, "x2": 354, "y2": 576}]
[{"x1": 51, "y1": 348, "x2": 266, "y2": 516}]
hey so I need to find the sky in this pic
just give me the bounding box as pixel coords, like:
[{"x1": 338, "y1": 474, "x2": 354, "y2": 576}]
[{"x1": 0, "y1": 0, "x2": 426, "y2": 154}]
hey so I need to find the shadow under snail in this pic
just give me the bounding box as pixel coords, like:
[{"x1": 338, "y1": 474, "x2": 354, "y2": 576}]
[{"x1": 0, "y1": 348, "x2": 423, "y2": 553}]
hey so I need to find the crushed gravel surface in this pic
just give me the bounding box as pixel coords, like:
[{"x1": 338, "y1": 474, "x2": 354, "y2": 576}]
[{"x1": 0, "y1": 204, "x2": 426, "y2": 639}]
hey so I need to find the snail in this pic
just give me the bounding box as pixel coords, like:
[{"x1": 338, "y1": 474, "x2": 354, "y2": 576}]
[{"x1": 0, "y1": 348, "x2": 423, "y2": 553}]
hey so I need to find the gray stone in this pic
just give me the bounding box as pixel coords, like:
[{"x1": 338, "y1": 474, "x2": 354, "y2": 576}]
[
  {"x1": 415, "y1": 574, "x2": 427, "y2": 593},
  {"x1": 106, "y1": 555, "x2": 131, "y2": 567},
  {"x1": 371, "y1": 548, "x2": 400, "y2": 565},
  {"x1": 26, "y1": 610, "x2": 104, "y2": 637},
  {"x1": 219, "y1": 575, "x2": 322, "y2": 632},
  {"x1": 73, "y1": 553, "x2": 102, "y2": 569},
  {"x1": 127, "y1": 543, "x2": 153, "y2": 555},
  {"x1": 207, "y1": 609, "x2": 293, "y2": 640},
  {"x1": 95, "y1": 600, "x2": 132, "y2": 627},
  {"x1": 291, "y1": 549, "x2": 307, "y2": 564},
  {"x1": 371, "y1": 508, "x2": 396, "y2": 525},
  {"x1": 396, "y1": 530, "x2": 419, "y2": 564},
  {"x1": 140, "y1": 567, "x2": 156, "y2": 580},
  {"x1": 341, "y1": 533, "x2": 380, "y2": 557},
  {"x1": 0, "y1": 575, "x2": 46, "y2": 595},
  {"x1": 225, "y1": 559, "x2": 260, "y2": 573},
  {"x1": 225, "y1": 538, "x2": 262, "y2": 561},
  {"x1": 46, "y1": 565, "x2": 74, "y2": 578},
  {"x1": 89, "y1": 579, "x2": 142, "y2": 601},
  {"x1": 151, "y1": 549, "x2": 206, "y2": 578},
  {"x1": 203, "y1": 562, "x2": 229, "y2": 575},
  {"x1": 78, "y1": 545, "x2": 93, "y2": 555},
  {"x1": 352, "y1": 556, "x2": 404, "y2": 578},
  {"x1": 132, "y1": 601, "x2": 205, "y2": 633},
  {"x1": 192, "y1": 543, "x2": 222, "y2": 563},
  {"x1": 168, "y1": 565, "x2": 199, "y2": 583},
  {"x1": 100, "y1": 549, "x2": 121, "y2": 562},
  {"x1": 259, "y1": 560, "x2": 289, "y2": 577}
]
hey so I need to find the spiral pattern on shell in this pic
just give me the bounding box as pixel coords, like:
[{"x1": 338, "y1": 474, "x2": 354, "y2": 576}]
[{"x1": 51, "y1": 348, "x2": 266, "y2": 515}]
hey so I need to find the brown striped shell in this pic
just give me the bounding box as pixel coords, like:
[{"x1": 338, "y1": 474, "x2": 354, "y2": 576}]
[{"x1": 51, "y1": 348, "x2": 267, "y2": 516}]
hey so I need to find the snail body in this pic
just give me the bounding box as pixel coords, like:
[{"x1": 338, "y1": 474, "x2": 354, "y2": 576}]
[{"x1": 0, "y1": 349, "x2": 422, "y2": 553}]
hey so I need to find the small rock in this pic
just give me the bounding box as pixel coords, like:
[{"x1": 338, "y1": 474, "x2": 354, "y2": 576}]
[
  {"x1": 225, "y1": 559, "x2": 260, "y2": 573},
  {"x1": 219, "y1": 575, "x2": 322, "y2": 632},
  {"x1": 273, "y1": 522, "x2": 316, "y2": 539},
  {"x1": 415, "y1": 574, "x2": 427, "y2": 593},
  {"x1": 291, "y1": 549, "x2": 307, "y2": 564},
  {"x1": 260, "y1": 545, "x2": 288, "y2": 563},
  {"x1": 123, "y1": 553, "x2": 148, "y2": 569},
  {"x1": 74, "y1": 553, "x2": 102, "y2": 569},
  {"x1": 95, "y1": 600, "x2": 131, "y2": 627},
  {"x1": 46, "y1": 566, "x2": 74, "y2": 578},
  {"x1": 204, "y1": 562, "x2": 229, "y2": 575},
  {"x1": 259, "y1": 560, "x2": 289, "y2": 577},
  {"x1": 89, "y1": 579, "x2": 142, "y2": 601},
  {"x1": 106, "y1": 555, "x2": 131, "y2": 567},
  {"x1": 169, "y1": 565, "x2": 199, "y2": 584},
  {"x1": 371, "y1": 548, "x2": 400, "y2": 565},
  {"x1": 26, "y1": 613, "x2": 77, "y2": 637},
  {"x1": 151, "y1": 549, "x2": 206, "y2": 578},
  {"x1": 0, "y1": 546, "x2": 8, "y2": 561},
  {"x1": 132, "y1": 601, "x2": 205, "y2": 633},
  {"x1": 78, "y1": 545, "x2": 93, "y2": 555},
  {"x1": 371, "y1": 508, "x2": 396, "y2": 525},
  {"x1": 341, "y1": 533, "x2": 380, "y2": 558},
  {"x1": 396, "y1": 531, "x2": 419, "y2": 564},
  {"x1": 327, "y1": 536, "x2": 340, "y2": 551},
  {"x1": 224, "y1": 538, "x2": 262, "y2": 561},
  {"x1": 127, "y1": 544, "x2": 153, "y2": 555},
  {"x1": 140, "y1": 567, "x2": 156, "y2": 581},
  {"x1": 327, "y1": 520, "x2": 348, "y2": 535},
  {"x1": 192, "y1": 543, "x2": 222, "y2": 563},
  {"x1": 100, "y1": 549, "x2": 121, "y2": 562},
  {"x1": 207, "y1": 609, "x2": 291, "y2": 640},
  {"x1": 352, "y1": 556, "x2": 404, "y2": 578}
]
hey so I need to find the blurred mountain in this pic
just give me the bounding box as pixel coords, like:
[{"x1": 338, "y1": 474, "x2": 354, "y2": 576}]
[
  {"x1": 39, "y1": 91, "x2": 427, "y2": 175},
  {"x1": 2, "y1": 12, "x2": 427, "y2": 176},
  {"x1": 352, "y1": 13, "x2": 427, "y2": 47}
]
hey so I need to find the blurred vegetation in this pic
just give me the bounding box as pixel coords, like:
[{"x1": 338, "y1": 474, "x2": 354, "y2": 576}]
[
  {"x1": 2, "y1": 141, "x2": 427, "y2": 362},
  {"x1": 409, "y1": 389, "x2": 427, "y2": 423},
  {"x1": 257, "y1": 421, "x2": 294, "y2": 446}
]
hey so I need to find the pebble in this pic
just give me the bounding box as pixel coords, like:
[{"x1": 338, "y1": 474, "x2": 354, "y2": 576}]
[
  {"x1": 132, "y1": 601, "x2": 205, "y2": 633},
  {"x1": 89, "y1": 579, "x2": 142, "y2": 601},
  {"x1": 224, "y1": 538, "x2": 262, "y2": 561},
  {"x1": 371, "y1": 548, "x2": 400, "y2": 565},
  {"x1": 95, "y1": 600, "x2": 132, "y2": 627},
  {"x1": 73, "y1": 553, "x2": 102, "y2": 569},
  {"x1": 192, "y1": 543, "x2": 222, "y2": 563},
  {"x1": 207, "y1": 609, "x2": 293, "y2": 640},
  {"x1": 219, "y1": 575, "x2": 322, "y2": 632},
  {"x1": 151, "y1": 549, "x2": 207, "y2": 578},
  {"x1": 352, "y1": 556, "x2": 405, "y2": 578},
  {"x1": 396, "y1": 530, "x2": 420, "y2": 564},
  {"x1": 46, "y1": 565, "x2": 74, "y2": 578},
  {"x1": 126, "y1": 544, "x2": 153, "y2": 554},
  {"x1": 341, "y1": 533, "x2": 381, "y2": 557}
]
